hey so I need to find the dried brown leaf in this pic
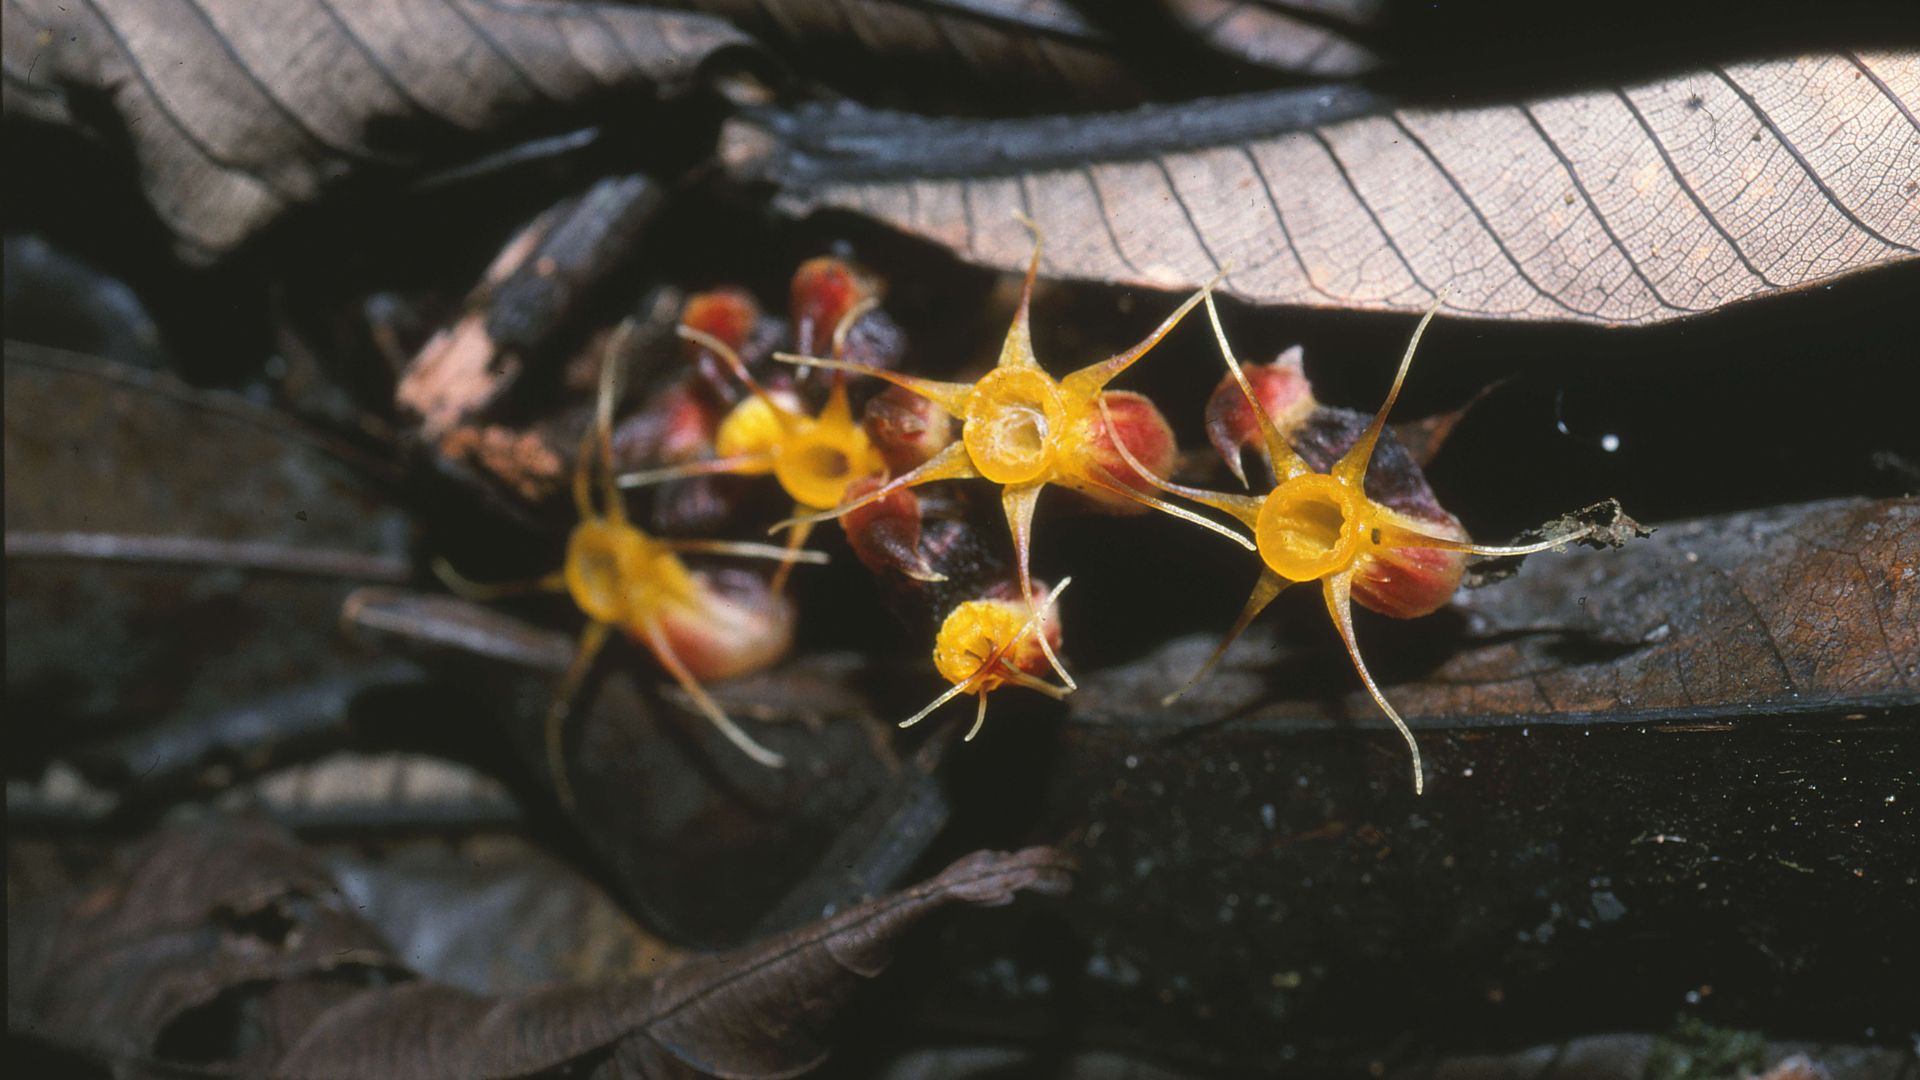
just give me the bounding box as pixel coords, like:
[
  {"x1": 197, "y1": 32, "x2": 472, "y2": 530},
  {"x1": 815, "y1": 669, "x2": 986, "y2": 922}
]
[
  {"x1": 1162, "y1": 0, "x2": 1379, "y2": 77},
  {"x1": 666, "y1": 0, "x2": 1143, "y2": 109},
  {"x1": 0, "y1": 0, "x2": 747, "y2": 260},
  {"x1": 741, "y1": 51, "x2": 1920, "y2": 325},
  {"x1": 269, "y1": 845, "x2": 1072, "y2": 1078}
]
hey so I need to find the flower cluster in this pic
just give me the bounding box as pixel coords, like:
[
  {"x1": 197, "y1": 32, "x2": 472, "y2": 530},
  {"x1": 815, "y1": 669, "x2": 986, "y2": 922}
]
[{"x1": 466, "y1": 221, "x2": 1601, "y2": 803}]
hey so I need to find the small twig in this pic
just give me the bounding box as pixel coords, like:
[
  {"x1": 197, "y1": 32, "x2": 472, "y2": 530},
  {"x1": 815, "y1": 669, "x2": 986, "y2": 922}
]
[{"x1": 5, "y1": 532, "x2": 410, "y2": 583}]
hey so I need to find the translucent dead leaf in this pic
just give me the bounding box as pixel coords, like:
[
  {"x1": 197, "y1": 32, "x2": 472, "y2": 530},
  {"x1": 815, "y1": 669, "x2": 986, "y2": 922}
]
[
  {"x1": 0, "y1": 0, "x2": 745, "y2": 259},
  {"x1": 739, "y1": 51, "x2": 1919, "y2": 326}
]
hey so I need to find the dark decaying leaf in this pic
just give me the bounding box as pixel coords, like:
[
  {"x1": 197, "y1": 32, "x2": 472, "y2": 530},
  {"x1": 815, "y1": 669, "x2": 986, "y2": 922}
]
[
  {"x1": 273, "y1": 845, "x2": 1071, "y2": 1078},
  {"x1": 735, "y1": 50, "x2": 1920, "y2": 325},
  {"x1": 1393, "y1": 1035, "x2": 1911, "y2": 1080},
  {"x1": 1084, "y1": 497, "x2": 1916, "y2": 730},
  {"x1": 0, "y1": 0, "x2": 748, "y2": 259},
  {"x1": 749, "y1": 735, "x2": 953, "y2": 938},
  {"x1": 9, "y1": 812, "x2": 1073, "y2": 1077},
  {"x1": 6, "y1": 814, "x2": 398, "y2": 1069},
  {"x1": 67, "y1": 662, "x2": 425, "y2": 794},
  {"x1": 887, "y1": 498, "x2": 1916, "y2": 1069},
  {"x1": 1161, "y1": 0, "x2": 1380, "y2": 77},
  {"x1": 660, "y1": 0, "x2": 1144, "y2": 110},
  {"x1": 4, "y1": 346, "x2": 411, "y2": 750},
  {"x1": 3, "y1": 234, "x2": 168, "y2": 369},
  {"x1": 341, "y1": 587, "x2": 925, "y2": 947},
  {"x1": 321, "y1": 834, "x2": 689, "y2": 992},
  {"x1": 861, "y1": 1037, "x2": 1913, "y2": 1080}
]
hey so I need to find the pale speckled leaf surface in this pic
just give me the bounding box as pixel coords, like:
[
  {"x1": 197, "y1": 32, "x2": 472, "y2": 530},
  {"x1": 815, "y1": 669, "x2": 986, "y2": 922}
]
[
  {"x1": 757, "y1": 51, "x2": 1920, "y2": 326},
  {"x1": 1, "y1": 0, "x2": 748, "y2": 259}
]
